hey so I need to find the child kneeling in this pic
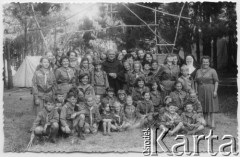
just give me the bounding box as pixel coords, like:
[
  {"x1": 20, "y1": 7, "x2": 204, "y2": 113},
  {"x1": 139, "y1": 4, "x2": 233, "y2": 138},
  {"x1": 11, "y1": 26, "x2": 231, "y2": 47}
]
[
  {"x1": 30, "y1": 97, "x2": 59, "y2": 143},
  {"x1": 60, "y1": 92, "x2": 85, "y2": 140},
  {"x1": 77, "y1": 96, "x2": 101, "y2": 134}
]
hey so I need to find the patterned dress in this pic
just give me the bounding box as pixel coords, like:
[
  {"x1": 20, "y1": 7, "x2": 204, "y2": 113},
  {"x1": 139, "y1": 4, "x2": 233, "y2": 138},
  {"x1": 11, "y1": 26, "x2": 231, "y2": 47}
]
[{"x1": 195, "y1": 68, "x2": 219, "y2": 113}]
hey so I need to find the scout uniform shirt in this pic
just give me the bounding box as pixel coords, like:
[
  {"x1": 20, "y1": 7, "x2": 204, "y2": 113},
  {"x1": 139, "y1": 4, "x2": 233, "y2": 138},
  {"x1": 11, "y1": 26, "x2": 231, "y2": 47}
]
[
  {"x1": 55, "y1": 67, "x2": 76, "y2": 96},
  {"x1": 91, "y1": 70, "x2": 109, "y2": 95},
  {"x1": 160, "y1": 111, "x2": 182, "y2": 127},
  {"x1": 31, "y1": 108, "x2": 59, "y2": 131},
  {"x1": 181, "y1": 111, "x2": 201, "y2": 130},
  {"x1": 132, "y1": 86, "x2": 150, "y2": 102},
  {"x1": 60, "y1": 102, "x2": 75, "y2": 128},
  {"x1": 136, "y1": 100, "x2": 154, "y2": 118},
  {"x1": 78, "y1": 104, "x2": 101, "y2": 126},
  {"x1": 150, "y1": 90, "x2": 164, "y2": 112},
  {"x1": 186, "y1": 100, "x2": 203, "y2": 116},
  {"x1": 157, "y1": 64, "x2": 179, "y2": 91},
  {"x1": 32, "y1": 67, "x2": 57, "y2": 98},
  {"x1": 169, "y1": 90, "x2": 188, "y2": 115},
  {"x1": 77, "y1": 84, "x2": 95, "y2": 102},
  {"x1": 124, "y1": 105, "x2": 137, "y2": 121}
]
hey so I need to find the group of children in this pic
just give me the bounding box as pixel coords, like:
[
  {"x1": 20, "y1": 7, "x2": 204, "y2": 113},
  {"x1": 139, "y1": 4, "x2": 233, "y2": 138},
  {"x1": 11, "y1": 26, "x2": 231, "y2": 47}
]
[{"x1": 30, "y1": 50, "x2": 206, "y2": 145}]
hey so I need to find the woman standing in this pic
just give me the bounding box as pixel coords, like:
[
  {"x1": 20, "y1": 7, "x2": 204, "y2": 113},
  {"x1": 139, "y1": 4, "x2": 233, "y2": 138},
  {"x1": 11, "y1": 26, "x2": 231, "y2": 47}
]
[
  {"x1": 32, "y1": 56, "x2": 57, "y2": 114},
  {"x1": 195, "y1": 56, "x2": 219, "y2": 129},
  {"x1": 55, "y1": 56, "x2": 76, "y2": 98}
]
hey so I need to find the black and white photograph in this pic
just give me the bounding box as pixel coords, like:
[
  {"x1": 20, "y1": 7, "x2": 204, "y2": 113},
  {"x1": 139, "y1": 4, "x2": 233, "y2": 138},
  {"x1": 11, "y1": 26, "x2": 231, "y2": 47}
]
[{"x1": 2, "y1": 1, "x2": 238, "y2": 155}]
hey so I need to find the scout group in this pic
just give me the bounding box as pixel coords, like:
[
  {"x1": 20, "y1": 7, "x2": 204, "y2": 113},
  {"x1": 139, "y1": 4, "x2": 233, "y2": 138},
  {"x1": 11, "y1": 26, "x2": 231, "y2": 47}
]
[{"x1": 29, "y1": 48, "x2": 219, "y2": 145}]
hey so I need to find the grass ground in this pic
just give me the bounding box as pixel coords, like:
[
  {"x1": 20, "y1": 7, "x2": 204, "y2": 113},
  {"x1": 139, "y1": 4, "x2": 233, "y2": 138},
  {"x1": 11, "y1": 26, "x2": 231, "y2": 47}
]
[{"x1": 3, "y1": 84, "x2": 238, "y2": 153}]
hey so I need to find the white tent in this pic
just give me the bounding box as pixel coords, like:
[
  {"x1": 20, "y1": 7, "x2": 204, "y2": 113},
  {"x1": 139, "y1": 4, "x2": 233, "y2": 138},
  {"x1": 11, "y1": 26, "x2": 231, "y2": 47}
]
[{"x1": 13, "y1": 56, "x2": 42, "y2": 87}]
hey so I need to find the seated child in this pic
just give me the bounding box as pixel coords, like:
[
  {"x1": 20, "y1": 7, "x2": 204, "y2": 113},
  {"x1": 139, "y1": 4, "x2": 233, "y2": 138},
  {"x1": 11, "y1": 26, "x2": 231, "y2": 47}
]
[
  {"x1": 136, "y1": 92, "x2": 154, "y2": 127},
  {"x1": 178, "y1": 65, "x2": 193, "y2": 92},
  {"x1": 149, "y1": 81, "x2": 164, "y2": 113},
  {"x1": 94, "y1": 95, "x2": 102, "y2": 109},
  {"x1": 111, "y1": 102, "x2": 130, "y2": 132},
  {"x1": 187, "y1": 90, "x2": 206, "y2": 126},
  {"x1": 77, "y1": 96, "x2": 101, "y2": 134},
  {"x1": 60, "y1": 92, "x2": 85, "y2": 140},
  {"x1": 124, "y1": 96, "x2": 139, "y2": 129},
  {"x1": 55, "y1": 89, "x2": 65, "y2": 114},
  {"x1": 159, "y1": 102, "x2": 183, "y2": 136},
  {"x1": 102, "y1": 87, "x2": 117, "y2": 112},
  {"x1": 30, "y1": 97, "x2": 59, "y2": 143},
  {"x1": 101, "y1": 102, "x2": 114, "y2": 136},
  {"x1": 169, "y1": 81, "x2": 188, "y2": 115},
  {"x1": 132, "y1": 77, "x2": 150, "y2": 103},
  {"x1": 181, "y1": 103, "x2": 205, "y2": 135}
]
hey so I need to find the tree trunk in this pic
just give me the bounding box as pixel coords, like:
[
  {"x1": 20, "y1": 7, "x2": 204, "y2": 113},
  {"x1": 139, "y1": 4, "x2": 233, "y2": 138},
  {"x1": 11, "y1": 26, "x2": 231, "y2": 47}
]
[
  {"x1": 24, "y1": 18, "x2": 27, "y2": 58},
  {"x1": 213, "y1": 36, "x2": 217, "y2": 69},
  {"x1": 196, "y1": 27, "x2": 200, "y2": 62},
  {"x1": 7, "y1": 42, "x2": 13, "y2": 89},
  {"x1": 3, "y1": 46, "x2": 6, "y2": 88}
]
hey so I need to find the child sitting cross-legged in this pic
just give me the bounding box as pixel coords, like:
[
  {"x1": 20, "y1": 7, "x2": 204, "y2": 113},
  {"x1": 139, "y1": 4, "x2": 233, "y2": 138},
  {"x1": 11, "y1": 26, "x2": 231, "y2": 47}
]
[
  {"x1": 30, "y1": 97, "x2": 59, "y2": 143},
  {"x1": 124, "y1": 95, "x2": 139, "y2": 128},
  {"x1": 159, "y1": 102, "x2": 183, "y2": 136},
  {"x1": 60, "y1": 92, "x2": 85, "y2": 140},
  {"x1": 101, "y1": 102, "x2": 114, "y2": 136},
  {"x1": 181, "y1": 102, "x2": 205, "y2": 135},
  {"x1": 111, "y1": 102, "x2": 130, "y2": 132}
]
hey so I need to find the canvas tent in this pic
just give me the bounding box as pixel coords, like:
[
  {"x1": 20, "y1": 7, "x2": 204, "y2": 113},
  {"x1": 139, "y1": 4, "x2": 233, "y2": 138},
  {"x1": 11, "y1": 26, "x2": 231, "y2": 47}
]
[{"x1": 13, "y1": 56, "x2": 42, "y2": 87}]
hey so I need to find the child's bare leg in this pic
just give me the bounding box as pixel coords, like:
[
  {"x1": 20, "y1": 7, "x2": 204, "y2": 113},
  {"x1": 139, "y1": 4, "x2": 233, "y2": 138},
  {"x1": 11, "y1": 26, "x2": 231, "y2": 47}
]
[
  {"x1": 107, "y1": 121, "x2": 111, "y2": 136},
  {"x1": 169, "y1": 122, "x2": 183, "y2": 135},
  {"x1": 77, "y1": 114, "x2": 85, "y2": 140},
  {"x1": 102, "y1": 121, "x2": 107, "y2": 135},
  {"x1": 49, "y1": 122, "x2": 59, "y2": 143},
  {"x1": 188, "y1": 125, "x2": 204, "y2": 135}
]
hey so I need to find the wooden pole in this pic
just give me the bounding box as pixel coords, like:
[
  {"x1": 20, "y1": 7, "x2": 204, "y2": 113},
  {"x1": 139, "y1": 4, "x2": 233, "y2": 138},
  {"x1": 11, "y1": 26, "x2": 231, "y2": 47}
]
[
  {"x1": 31, "y1": 4, "x2": 48, "y2": 53},
  {"x1": 154, "y1": 7, "x2": 158, "y2": 54},
  {"x1": 172, "y1": 3, "x2": 185, "y2": 53},
  {"x1": 24, "y1": 16, "x2": 27, "y2": 58}
]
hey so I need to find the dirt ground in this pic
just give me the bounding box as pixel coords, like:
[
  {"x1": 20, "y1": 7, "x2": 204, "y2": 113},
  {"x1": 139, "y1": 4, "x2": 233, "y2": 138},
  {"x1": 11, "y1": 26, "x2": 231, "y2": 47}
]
[{"x1": 3, "y1": 85, "x2": 238, "y2": 153}]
